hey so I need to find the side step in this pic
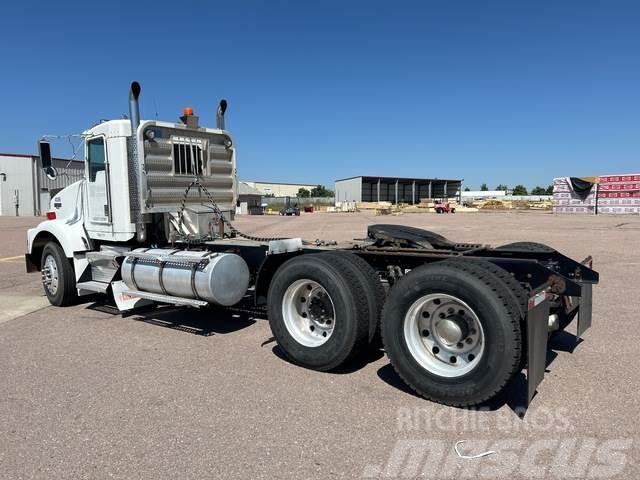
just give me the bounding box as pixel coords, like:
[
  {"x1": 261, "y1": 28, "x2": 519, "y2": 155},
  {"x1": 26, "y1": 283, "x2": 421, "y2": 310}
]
[
  {"x1": 122, "y1": 289, "x2": 208, "y2": 307},
  {"x1": 77, "y1": 280, "x2": 110, "y2": 294}
]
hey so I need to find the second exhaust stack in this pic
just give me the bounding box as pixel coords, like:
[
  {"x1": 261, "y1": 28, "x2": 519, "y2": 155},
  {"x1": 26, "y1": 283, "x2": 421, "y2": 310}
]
[{"x1": 129, "y1": 81, "x2": 141, "y2": 132}]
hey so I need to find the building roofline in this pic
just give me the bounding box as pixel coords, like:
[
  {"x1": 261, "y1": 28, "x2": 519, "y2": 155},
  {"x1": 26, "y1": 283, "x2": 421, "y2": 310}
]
[
  {"x1": 335, "y1": 175, "x2": 464, "y2": 183},
  {"x1": 0, "y1": 152, "x2": 83, "y2": 163},
  {"x1": 242, "y1": 180, "x2": 319, "y2": 187}
]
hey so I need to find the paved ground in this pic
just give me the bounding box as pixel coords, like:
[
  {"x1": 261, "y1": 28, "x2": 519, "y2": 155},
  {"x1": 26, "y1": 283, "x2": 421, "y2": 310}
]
[{"x1": 1, "y1": 211, "x2": 638, "y2": 479}]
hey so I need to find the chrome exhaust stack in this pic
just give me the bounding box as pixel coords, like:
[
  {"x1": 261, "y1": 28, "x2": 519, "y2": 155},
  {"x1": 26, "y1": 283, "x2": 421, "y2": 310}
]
[
  {"x1": 129, "y1": 81, "x2": 141, "y2": 133},
  {"x1": 216, "y1": 99, "x2": 227, "y2": 129},
  {"x1": 126, "y1": 81, "x2": 146, "y2": 242}
]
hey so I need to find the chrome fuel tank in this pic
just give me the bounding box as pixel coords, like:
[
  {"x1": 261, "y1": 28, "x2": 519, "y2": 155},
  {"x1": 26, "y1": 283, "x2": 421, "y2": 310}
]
[{"x1": 121, "y1": 248, "x2": 249, "y2": 306}]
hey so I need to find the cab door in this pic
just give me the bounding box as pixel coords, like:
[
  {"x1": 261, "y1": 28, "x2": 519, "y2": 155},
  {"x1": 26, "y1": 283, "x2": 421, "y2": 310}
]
[{"x1": 85, "y1": 136, "x2": 113, "y2": 232}]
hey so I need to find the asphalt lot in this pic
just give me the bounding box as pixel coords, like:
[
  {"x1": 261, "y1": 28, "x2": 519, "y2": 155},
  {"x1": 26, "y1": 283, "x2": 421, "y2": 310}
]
[{"x1": 1, "y1": 211, "x2": 639, "y2": 479}]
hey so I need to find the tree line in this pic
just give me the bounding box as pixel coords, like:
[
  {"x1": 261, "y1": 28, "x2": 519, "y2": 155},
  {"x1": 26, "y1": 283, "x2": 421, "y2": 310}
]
[
  {"x1": 463, "y1": 183, "x2": 554, "y2": 196},
  {"x1": 297, "y1": 185, "x2": 335, "y2": 198}
]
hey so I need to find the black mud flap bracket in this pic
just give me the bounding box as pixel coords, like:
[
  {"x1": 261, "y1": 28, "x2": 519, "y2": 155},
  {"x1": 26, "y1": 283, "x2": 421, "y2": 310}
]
[
  {"x1": 576, "y1": 255, "x2": 595, "y2": 339},
  {"x1": 526, "y1": 287, "x2": 551, "y2": 405},
  {"x1": 576, "y1": 282, "x2": 593, "y2": 338}
]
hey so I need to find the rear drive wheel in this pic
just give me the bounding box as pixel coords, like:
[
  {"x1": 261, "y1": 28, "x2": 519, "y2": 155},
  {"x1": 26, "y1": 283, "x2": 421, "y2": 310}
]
[
  {"x1": 318, "y1": 251, "x2": 385, "y2": 345},
  {"x1": 267, "y1": 254, "x2": 370, "y2": 371},
  {"x1": 381, "y1": 259, "x2": 522, "y2": 406},
  {"x1": 41, "y1": 241, "x2": 77, "y2": 306}
]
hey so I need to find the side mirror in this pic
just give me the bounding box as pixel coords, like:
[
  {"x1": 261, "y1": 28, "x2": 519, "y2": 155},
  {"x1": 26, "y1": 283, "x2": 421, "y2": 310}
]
[
  {"x1": 39, "y1": 141, "x2": 52, "y2": 169},
  {"x1": 45, "y1": 166, "x2": 58, "y2": 181}
]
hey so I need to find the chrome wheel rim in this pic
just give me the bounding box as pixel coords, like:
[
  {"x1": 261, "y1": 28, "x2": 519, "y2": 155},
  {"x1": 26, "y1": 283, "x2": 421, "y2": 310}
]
[
  {"x1": 282, "y1": 279, "x2": 335, "y2": 347},
  {"x1": 404, "y1": 293, "x2": 484, "y2": 377},
  {"x1": 42, "y1": 254, "x2": 59, "y2": 296}
]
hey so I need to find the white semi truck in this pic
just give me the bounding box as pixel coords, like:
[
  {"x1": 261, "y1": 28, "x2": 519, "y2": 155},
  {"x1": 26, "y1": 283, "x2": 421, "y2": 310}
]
[{"x1": 26, "y1": 82, "x2": 599, "y2": 406}]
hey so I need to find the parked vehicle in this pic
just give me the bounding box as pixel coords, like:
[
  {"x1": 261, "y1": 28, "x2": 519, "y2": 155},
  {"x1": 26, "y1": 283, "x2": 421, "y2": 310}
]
[
  {"x1": 434, "y1": 201, "x2": 456, "y2": 213},
  {"x1": 25, "y1": 82, "x2": 599, "y2": 406},
  {"x1": 280, "y1": 197, "x2": 300, "y2": 216}
]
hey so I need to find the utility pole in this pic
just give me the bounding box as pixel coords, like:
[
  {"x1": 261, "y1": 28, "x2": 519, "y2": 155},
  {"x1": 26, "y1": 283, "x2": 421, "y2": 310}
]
[{"x1": 13, "y1": 189, "x2": 20, "y2": 216}]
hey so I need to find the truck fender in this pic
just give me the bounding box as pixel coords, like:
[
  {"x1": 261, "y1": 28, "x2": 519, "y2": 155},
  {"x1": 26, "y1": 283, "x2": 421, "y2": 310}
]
[
  {"x1": 26, "y1": 220, "x2": 92, "y2": 280},
  {"x1": 253, "y1": 252, "x2": 303, "y2": 306}
]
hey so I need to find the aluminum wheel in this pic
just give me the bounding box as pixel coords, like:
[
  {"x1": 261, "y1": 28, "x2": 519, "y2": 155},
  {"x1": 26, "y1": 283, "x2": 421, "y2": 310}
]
[
  {"x1": 282, "y1": 279, "x2": 336, "y2": 347},
  {"x1": 404, "y1": 293, "x2": 484, "y2": 377},
  {"x1": 42, "y1": 254, "x2": 59, "y2": 296}
]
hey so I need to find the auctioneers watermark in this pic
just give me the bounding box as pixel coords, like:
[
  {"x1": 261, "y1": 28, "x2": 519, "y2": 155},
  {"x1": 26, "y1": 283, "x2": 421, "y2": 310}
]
[
  {"x1": 362, "y1": 437, "x2": 633, "y2": 478},
  {"x1": 361, "y1": 407, "x2": 634, "y2": 478}
]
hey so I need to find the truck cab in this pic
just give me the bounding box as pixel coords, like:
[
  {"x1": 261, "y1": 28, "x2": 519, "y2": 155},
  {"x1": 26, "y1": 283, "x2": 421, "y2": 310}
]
[{"x1": 26, "y1": 82, "x2": 237, "y2": 297}]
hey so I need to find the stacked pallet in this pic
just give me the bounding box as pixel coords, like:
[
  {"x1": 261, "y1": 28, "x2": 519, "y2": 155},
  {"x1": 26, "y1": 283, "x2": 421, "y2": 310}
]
[
  {"x1": 597, "y1": 174, "x2": 640, "y2": 214},
  {"x1": 356, "y1": 201, "x2": 393, "y2": 211},
  {"x1": 552, "y1": 177, "x2": 597, "y2": 214}
]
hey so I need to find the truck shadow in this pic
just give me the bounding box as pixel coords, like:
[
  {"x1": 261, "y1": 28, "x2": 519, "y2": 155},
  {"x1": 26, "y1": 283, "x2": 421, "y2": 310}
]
[
  {"x1": 271, "y1": 344, "x2": 385, "y2": 374},
  {"x1": 129, "y1": 306, "x2": 259, "y2": 337},
  {"x1": 376, "y1": 329, "x2": 582, "y2": 416},
  {"x1": 87, "y1": 300, "x2": 263, "y2": 337}
]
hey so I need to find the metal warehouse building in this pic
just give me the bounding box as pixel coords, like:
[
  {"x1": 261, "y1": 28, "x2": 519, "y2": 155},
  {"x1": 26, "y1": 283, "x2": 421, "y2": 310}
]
[
  {"x1": 334, "y1": 176, "x2": 463, "y2": 204},
  {"x1": 243, "y1": 180, "x2": 318, "y2": 198},
  {"x1": 0, "y1": 153, "x2": 84, "y2": 216}
]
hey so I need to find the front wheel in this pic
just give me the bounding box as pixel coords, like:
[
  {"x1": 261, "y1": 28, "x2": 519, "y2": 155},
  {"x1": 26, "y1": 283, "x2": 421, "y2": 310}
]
[
  {"x1": 381, "y1": 259, "x2": 522, "y2": 406},
  {"x1": 41, "y1": 241, "x2": 77, "y2": 306}
]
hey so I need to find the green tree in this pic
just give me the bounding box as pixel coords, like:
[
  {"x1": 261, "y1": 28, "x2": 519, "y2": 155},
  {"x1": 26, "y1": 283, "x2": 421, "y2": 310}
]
[
  {"x1": 480, "y1": 183, "x2": 489, "y2": 191},
  {"x1": 495, "y1": 184, "x2": 508, "y2": 192},
  {"x1": 545, "y1": 185, "x2": 554, "y2": 195},
  {"x1": 464, "y1": 187, "x2": 470, "y2": 192},
  {"x1": 512, "y1": 185, "x2": 528, "y2": 196},
  {"x1": 531, "y1": 186, "x2": 547, "y2": 195},
  {"x1": 310, "y1": 185, "x2": 334, "y2": 197},
  {"x1": 297, "y1": 188, "x2": 311, "y2": 198}
]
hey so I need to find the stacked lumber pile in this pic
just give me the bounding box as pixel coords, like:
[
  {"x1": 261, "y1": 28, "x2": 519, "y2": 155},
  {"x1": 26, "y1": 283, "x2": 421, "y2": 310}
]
[
  {"x1": 529, "y1": 199, "x2": 553, "y2": 210},
  {"x1": 479, "y1": 199, "x2": 510, "y2": 210},
  {"x1": 597, "y1": 174, "x2": 640, "y2": 214},
  {"x1": 333, "y1": 201, "x2": 358, "y2": 212},
  {"x1": 553, "y1": 174, "x2": 640, "y2": 214},
  {"x1": 357, "y1": 201, "x2": 392, "y2": 210},
  {"x1": 552, "y1": 177, "x2": 597, "y2": 214}
]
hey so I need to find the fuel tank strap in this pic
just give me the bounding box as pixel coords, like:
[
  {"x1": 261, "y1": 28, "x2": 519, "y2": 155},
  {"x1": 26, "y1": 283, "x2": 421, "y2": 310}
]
[{"x1": 190, "y1": 263, "x2": 201, "y2": 300}]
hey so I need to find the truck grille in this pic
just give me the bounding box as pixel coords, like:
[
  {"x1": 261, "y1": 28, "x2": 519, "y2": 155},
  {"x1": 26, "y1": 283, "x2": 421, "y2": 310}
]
[
  {"x1": 172, "y1": 137, "x2": 205, "y2": 176},
  {"x1": 141, "y1": 127, "x2": 235, "y2": 212}
]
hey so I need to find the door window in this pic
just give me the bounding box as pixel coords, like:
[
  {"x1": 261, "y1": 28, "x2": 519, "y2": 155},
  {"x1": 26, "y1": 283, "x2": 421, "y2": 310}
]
[{"x1": 87, "y1": 138, "x2": 106, "y2": 182}]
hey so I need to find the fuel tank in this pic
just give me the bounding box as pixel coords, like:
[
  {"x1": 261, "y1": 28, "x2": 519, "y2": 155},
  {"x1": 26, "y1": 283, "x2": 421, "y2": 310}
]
[{"x1": 121, "y1": 248, "x2": 249, "y2": 306}]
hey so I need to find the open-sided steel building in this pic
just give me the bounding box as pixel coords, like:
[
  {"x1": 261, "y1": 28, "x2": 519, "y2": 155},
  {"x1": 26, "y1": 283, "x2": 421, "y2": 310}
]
[{"x1": 334, "y1": 175, "x2": 462, "y2": 205}]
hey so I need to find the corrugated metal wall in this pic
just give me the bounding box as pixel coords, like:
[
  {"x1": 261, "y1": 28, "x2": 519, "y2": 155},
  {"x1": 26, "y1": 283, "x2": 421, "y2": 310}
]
[
  {"x1": 0, "y1": 155, "x2": 84, "y2": 216},
  {"x1": 40, "y1": 159, "x2": 85, "y2": 192}
]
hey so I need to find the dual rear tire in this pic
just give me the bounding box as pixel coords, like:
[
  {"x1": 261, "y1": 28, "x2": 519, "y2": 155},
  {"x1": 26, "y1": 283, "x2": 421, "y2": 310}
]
[
  {"x1": 381, "y1": 259, "x2": 523, "y2": 406},
  {"x1": 268, "y1": 254, "x2": 524, "y2": 406},
  {"x1": 267, "y1": 252, "x2": 382, "y2": 371}
]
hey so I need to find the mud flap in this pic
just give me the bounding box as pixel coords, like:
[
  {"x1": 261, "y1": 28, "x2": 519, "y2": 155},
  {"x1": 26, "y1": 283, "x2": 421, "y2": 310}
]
[
  {"x1": 576, "y1": 282, "x2": 593, "y2": 339},
  {"x1": 526, "y1": 289, "x2": 551, "y2": 405}
]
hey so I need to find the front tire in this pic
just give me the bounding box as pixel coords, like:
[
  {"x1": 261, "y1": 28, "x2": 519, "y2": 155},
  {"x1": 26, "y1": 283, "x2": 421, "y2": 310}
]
[
  {"x1": 41, "y1": 241, "x2": 77, "y2": 306},
  {"x1": 267, "y1": 254, "x2": 370, "y2": 371},
  {"x1": 381, "y1": 259, "x2": 522, "y2": 406}
]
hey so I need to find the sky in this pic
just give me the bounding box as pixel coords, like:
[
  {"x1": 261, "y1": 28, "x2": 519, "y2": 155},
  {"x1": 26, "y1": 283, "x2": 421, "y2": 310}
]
[{"x1": 1, "y1": 1, "x2": 639, "y2": 190}]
